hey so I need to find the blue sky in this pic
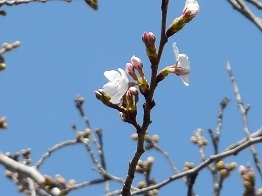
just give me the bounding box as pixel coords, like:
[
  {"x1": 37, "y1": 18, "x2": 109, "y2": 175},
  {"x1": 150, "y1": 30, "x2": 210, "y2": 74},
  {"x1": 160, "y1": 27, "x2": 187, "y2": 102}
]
[{"x1": 0, "y1": 0, "x2": 262, "y2": 195}]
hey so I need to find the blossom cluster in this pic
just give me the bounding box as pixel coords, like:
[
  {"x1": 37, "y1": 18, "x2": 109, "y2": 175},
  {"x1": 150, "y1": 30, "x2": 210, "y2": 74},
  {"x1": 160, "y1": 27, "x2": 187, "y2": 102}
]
[{"x1": 96, "y1": 41, "x2": 191, "y2": 106}]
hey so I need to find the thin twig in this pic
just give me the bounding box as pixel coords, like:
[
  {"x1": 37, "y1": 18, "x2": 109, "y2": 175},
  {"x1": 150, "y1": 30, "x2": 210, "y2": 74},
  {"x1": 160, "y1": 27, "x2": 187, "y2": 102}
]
[
  {"x1": 227, "y1": 0, "x2": 262, "y2": 31},
  {"x1": 0, "y1": 0, "x2": 71, "y2": 6},
  {"x1": 130, "y1": 134, "x2": 262, "y2": 195},
  {"x1": 34, "y1": 140, "x2": 78, "y2": 169},
  {"x1": 226, "y1": 62, "x2": 262, "y2": 178},
  {"x1": 246, "y1": 0, "x2": 262, "y2": 9}
]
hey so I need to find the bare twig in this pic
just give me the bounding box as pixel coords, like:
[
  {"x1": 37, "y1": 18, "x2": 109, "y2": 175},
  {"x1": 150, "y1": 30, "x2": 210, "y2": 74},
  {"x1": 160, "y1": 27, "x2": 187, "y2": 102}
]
[
  {"x1": 0, "y1": 0, "x2": 71, "y2": 7},
  {"x1": 34, "y1": 140, "x2": 78, "y2": 169},
  {"x1": 226, "y1": 62, "x2": 262, "y2": 178},
  {"x1": 130, "y1": 133, "x2": 262, "y2": 195},
  {"x1": 227, "y1": 0, "x2": 262, "y2": 31},
  {"x1": 246, "y1": 0, "x2": 262, "y2": 9}
]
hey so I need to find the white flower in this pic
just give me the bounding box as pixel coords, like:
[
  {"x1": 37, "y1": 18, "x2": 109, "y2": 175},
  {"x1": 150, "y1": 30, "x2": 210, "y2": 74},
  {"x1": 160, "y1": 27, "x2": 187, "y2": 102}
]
[
  {"x1": 183, "y1": 0, "x2": 200, "y2": 18},
  {"x1": 172, "y1": 42, "x2": 190, "y2": 86},
  {"x1": 103, "y1": 68, "x2": 129, "y2": 104}
]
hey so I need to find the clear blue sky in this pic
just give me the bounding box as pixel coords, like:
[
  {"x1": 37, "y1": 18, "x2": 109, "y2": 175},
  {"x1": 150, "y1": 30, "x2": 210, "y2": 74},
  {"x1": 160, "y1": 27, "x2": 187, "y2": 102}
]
[{"x1": 1, "y1": 0, "x2": 262, "y2": 195}]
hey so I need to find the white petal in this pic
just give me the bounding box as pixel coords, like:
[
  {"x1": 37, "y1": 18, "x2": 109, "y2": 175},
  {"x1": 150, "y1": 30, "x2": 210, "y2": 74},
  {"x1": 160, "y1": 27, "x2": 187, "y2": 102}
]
[
  {"x1": 118, "y1": 68, "x2": 128, "y2": 82},
  {"x1": 172, "y1": 42, "x2": 179, "y2": 61},
  {"x1": 103, "y1": 82, "x2": 118, "y2": 96},
  {"x1": 180, "y1": 75, "x2": 190, "y2": 86},
  {"x1": 178, "y1": 54, "x2": 190, "y2": 69},
  {"x1": 104, "y1": 70, "x2": 121, "y2": 81},
  {"x1": 110, "y1": 91, "x2": 123, "y2": 104}
]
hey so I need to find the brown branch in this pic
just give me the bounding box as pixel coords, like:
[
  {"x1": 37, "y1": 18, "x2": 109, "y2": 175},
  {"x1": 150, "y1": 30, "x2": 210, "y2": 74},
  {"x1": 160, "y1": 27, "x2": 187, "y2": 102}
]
[{"x1": 121, "y1": 1, "x2": 169, "y2": 195}]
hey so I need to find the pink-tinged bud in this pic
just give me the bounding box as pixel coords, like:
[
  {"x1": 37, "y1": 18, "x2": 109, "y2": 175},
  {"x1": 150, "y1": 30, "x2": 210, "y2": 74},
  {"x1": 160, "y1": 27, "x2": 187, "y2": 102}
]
[
  {"x1": 239, "y1": 165, "x2": 246, "y2": 175},
  {"x1": 126, "y1": 63, "x2": 138, "y2": 81},
  {"x1": 131, "y1": 55, "x2": 143, "y2": 70},
  {"x1": 183, "y1": 0, "x2": 200, "y2": 23},
  {"x1": 126, "y1": 63, "x2": 135, "y2": 75},
  {"x1": 142, "y1": 32, "x2": 156, "y2": 46},
  {"x1": 128, "y1": 87, "x2": 139, "y2": 103}
]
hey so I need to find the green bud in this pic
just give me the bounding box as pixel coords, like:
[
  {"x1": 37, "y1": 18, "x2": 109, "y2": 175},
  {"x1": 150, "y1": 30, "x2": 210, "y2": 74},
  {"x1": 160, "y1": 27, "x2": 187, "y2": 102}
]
[
  {"x1": 229, "y1": 162, "x2": 237, "y2": 170},
  {"x1": 0, "y1": 63, "x2": 6, "y2": 71},
  {"x1": 137, "y1": 181, "x2": 147, "y2": 189},
  {"x1": 216, "y1": 161, "x2": 225, "y2": 170},
  {"x1": 166, "y1": 16, "x2": 186, "y2": 38},
  {"x1": 220, "y1": 169, "x2": 229, "y2": 178}
]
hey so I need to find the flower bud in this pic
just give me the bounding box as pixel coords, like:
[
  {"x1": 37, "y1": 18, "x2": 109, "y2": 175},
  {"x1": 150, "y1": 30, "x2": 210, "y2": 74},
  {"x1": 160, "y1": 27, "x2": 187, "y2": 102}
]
[
  {"x1": 85, "y1": 0, "x2": 98, "y2": 10},
  {"x1": 239, "y1": 165, "x2": 246, "y2": 174},
  {"x1": 166, "y1": 16, "x2": 186, "y2": 37},
  {"x1": 12, "y1": 41, "x2": 21, "y2": 48},
  {"x1": 183, "y1": 0, "x2": 200, "y2": 23},
  {"x1": 142, "y1": 32, "x2": 157, "y2": 63},
  {"x1": 0, "y1": 116, "x2": 8, "y2": 129},
  {"x1": 220, "y1": 169, "x2": 229, "y2": 178},
  {"x1": 0, "y1": 63, "x2": 6, "y2": 72},
  {"x1": 216, "y1": 161, "x2": 224, "y2": 170},
  {"x1": 142, "y1": 32, "x2": 156, "y2": 46},
  {"x1": 152, "y1": 135, "x2": 159, "y2": 143},
  {"x1": 131, "y1": 55, "x2": 143, "y2": 71},
  {"x1": 131, "y1": 133, "x2": 138, "y2": 140},
  {"x1": 137, "y1": 181, "x2": 147, "y2": 189}
]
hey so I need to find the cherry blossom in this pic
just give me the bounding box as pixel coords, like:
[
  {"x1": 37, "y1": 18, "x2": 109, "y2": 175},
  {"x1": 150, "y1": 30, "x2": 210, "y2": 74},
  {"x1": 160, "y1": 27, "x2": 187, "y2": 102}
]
[
  {"x1": 172, "y1": 42, "x2": 190, "y2": 86},
  {"x1": 103, "y1": 68, "x2": 129, "y2": 104}
]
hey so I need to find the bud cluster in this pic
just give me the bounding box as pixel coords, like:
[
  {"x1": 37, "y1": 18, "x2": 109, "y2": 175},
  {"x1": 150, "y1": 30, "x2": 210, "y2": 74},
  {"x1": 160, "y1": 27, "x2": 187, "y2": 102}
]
[
  {"x1": 76, "y1": 128, "x2": 92, "y2": 142},
  {"x1": 5, "y1": 148, "x2": 32, "y2": 165},
  {"x1": 2, "y1": 41, "x2": 21, "y2": 51},
  {"x1": 216, "y1": 160, "x2": 237, "y2": 178},
  {"x1": 239, "y1": 164, "x2": 256, "y2": 194},
  {"x1": 136, "y1": 156, "x2": 158, "y2": 195},
  {"x1": 126, "y1": 55, "x2": 149, "y2": 96},
  {"x1": 0, "y1": 41, "x2": 21, "y2": 72},
  {"x1": 184, "y1": 162, "x2": 195, "y2": 171},
  {"x1": 190, "y1": 128, "x2": 208, "y2": 146},
  {"x1": 136, "y1": 156, "x2": 155, "y2": 174}
]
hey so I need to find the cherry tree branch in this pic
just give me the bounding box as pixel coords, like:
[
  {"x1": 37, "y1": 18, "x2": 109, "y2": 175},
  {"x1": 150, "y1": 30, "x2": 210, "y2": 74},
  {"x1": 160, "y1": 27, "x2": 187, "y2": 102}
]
[
  {"x1": 227, "y1": 0, "x2": 262, "y2": 31},
  {"x1": 130, "y1": 130, "x2": 262, "y2": 195},
  {"x1": 226, "y1": 62, "x2": 262, "y2": 179},
  {"x1": 0, "y1": 0, "x2": 71, "y2": 7},
  {"x1": 121, "y1": 1, "x2": 169, "y2": 195},
  {"x1": 34, "y1": 140, "x2": 78, "y2": 169}
]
